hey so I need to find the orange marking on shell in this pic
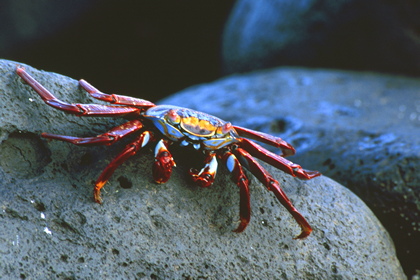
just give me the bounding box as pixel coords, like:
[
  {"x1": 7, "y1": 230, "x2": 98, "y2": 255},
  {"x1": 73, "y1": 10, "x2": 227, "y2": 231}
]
[{"x1": 180, "y1": 117, "x2": 217, "y2": 137}]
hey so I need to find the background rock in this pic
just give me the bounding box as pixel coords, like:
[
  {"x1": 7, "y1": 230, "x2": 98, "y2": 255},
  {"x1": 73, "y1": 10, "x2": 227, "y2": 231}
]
[
  {"x1": 162, "y1": 66, "x2": 420, "y2": 278},
  {"x1": 220, "y1": 0, "x2": 420, "y2": 276},
  {"x1": 2, "y1": 0, "x2": 235, "y2": 102},
  {"x1": 222, "y1": 0, "x2": 420, "y2": 76},
  {"x1": 0, "y1": 60, "x2": 406, "y2": 279}
]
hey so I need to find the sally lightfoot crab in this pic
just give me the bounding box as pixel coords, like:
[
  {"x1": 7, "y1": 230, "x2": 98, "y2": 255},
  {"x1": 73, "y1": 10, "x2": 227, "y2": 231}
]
[{"x1": 17, "y1": 67, "x2": 321, "y2": 239}]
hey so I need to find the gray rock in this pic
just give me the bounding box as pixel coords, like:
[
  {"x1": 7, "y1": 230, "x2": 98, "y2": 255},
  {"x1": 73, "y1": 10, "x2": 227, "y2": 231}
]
[
  {"x1": 0, "y1": 60, "x2": 406, "y2": 279},
  {"x1": 162, "y1": 67, "x2": 420, "y2": 278},
  {"x1": 222, "y1": 0, "x2": 420, "y2": 76}
]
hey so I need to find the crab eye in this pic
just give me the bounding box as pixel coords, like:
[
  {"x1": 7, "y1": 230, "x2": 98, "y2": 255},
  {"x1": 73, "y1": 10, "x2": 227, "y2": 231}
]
[
  {"x1": 217, "y1": 122, "x2": 232, "y2": 135},
  {"x1": 165, "y1": 109, "x2": 181, "y2": 124}
]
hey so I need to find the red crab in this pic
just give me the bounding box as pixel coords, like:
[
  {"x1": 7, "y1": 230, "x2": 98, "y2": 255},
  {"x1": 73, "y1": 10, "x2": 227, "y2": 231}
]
[{"x1": 17, "y1": 67, "x2": 320, "y2": 239}]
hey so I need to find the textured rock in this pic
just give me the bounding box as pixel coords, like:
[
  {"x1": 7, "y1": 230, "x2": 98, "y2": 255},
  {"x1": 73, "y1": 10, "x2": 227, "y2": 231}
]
[
  {"x1": 222, "y1": 0, "x2": 420, "y2": 76},
  {"x1": 0, "y1": 60, "x2": 406, "y2": 279},
  {"x1": 162, "y1": 67, "x2": 420, "y2": 278}
]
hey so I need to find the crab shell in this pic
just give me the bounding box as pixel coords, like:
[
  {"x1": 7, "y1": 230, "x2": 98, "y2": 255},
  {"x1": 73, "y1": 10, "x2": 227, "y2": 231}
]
[{"x1": 143, "y1": 105, "x2": 239, "y2": 150}]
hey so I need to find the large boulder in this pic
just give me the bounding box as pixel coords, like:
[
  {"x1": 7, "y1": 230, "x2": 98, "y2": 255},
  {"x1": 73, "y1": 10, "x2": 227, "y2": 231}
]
[
  {"x1": 0, "y1": 60, "x2": 406, "y2": 279},
  {"x1": 222, "y1": 0, "x2": 420, "y2": 76}
]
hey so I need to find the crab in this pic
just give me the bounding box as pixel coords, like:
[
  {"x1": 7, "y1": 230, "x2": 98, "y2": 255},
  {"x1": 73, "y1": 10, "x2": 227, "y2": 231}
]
[{"x1": 16, "y1": 67, "x2": 321, "y2": 239}]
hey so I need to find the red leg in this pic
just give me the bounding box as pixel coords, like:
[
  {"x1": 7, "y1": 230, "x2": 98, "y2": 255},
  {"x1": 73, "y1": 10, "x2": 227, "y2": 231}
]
[
  {"x1": 222, "y1": 151, "x2": 251, "y2": 232},
  {"x1": 153, "y1": 140, "x2": 176, "y2": 183},
  {"x1": 238, "y1": 138, "x2": 321, "y2": 179},
  {"x1": 17, "y1": 67, "x2": 141, "y2": 117},
  {"x1": 79, "y1": 79, "x2": 155, "y2": 108},
  {"x1": 42, "y1": 119, "x2": 144, "y2": 146},
  {"x1": 234, "y1": 147, "x2": 312, "y2": 239},
  {"x1": 94, "y1": 131, "x2": 152, "y2": 203},
  {"x1": 233, "y1": 125, "x2": 295, "y2": 157},
  {"x1": 189, "y1": 152, "x2": 218, "y2": 188}
]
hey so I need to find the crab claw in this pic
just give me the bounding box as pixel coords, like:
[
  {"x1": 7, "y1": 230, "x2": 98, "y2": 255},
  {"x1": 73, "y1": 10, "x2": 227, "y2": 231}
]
[
  {"x1": 153, "y1": 140, "x2": 176, "y2": 183},
  {"x1": 189, "y1": 153, "x2": 217, "y2": 188}
]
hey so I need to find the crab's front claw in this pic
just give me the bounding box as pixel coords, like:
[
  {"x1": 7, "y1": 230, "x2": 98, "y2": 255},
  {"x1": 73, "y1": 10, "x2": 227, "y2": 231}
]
[
  {"x1": 153, "y1": 140, "x2": 176, "y2": 183},
  {"x1": 189, "y1": 153, "x2": 218, "y2": 188},
  {"x1": 189, "y1": 168, "x2": 214, "y2": 188}
]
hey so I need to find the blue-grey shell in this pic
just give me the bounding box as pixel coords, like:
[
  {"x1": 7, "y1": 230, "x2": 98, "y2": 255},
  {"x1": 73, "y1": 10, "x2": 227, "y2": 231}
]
[{"x1": 143, "y1": 105, "x2": 239, "y2": 150}]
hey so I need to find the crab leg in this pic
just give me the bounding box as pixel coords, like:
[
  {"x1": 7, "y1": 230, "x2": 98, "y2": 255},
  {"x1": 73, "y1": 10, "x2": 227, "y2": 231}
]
[
  {"x1": 222, "y1": 151, "x2": 251, "y2": 232},
  {"x1": 42, "y1": 119, "x2": 144, "y2": 146},
  {"x1": 239, "y1": 138, "x2": 321, "y2": 179},
  {"x1": 79, "y1": 79, "x2": 155, "y2": 108},
  {"x1": 153, "y1": 139, "x2": 176, "y2": 183},
  {"x1": 233, "y1": 126, "x2": 296, "y2": 157},
  {"x1": 189, "y1": 152, "x2": 218, "y2": 188},
  {"x1": 94, "y1": 131, "x2": 152, "y2": 203},
  {"x1": 17, "y1": 67, "x2": 141, "y2": 117},
  {"x1": 234, "y1": 147, "x2": 312, "y2": 239}
]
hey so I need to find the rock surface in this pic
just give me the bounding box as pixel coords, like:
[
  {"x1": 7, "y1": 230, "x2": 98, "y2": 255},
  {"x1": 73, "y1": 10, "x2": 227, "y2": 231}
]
[
  {"x1": 162, "y1": 67, "x2": 420, "y2": 278},
  {"x1": 223, "y1": 0, "x2": 420, "y2": 76},
  {"x1": 0, "y1": 60, "x2": 406, "y2": 279}
]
